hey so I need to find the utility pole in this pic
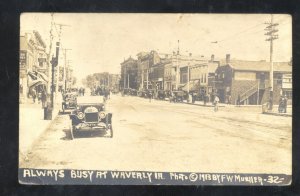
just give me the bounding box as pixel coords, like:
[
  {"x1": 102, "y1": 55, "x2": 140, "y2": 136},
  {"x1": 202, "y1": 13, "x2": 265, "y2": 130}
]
[
  {"x1": 47, "y1": 13, "x2": 54, "y2": 95},
  {"x1": 54, "y1": 23, "x2": 70, "y2": 94},
  {"x1": 127, "y1": 73, "x2": 130, "y2": 88},
  {"x1": 146, "y1": 61, "x2": 149, "y2": 90},
  {"x1": 265, "y1": 14, "x2": 278, "y2": 110},
  {"x1": 123, "y1": 65, "x2": 126, "y2": 89},
  {"x1": 175, "y1": 40, "x2": 180, "y2": 90},
  {"x1": 63, "y1": 48, "x2": 72, "y2": 92},
  {"x1": 141, "y1": 68, "x2": 144, "y2": 89},
  {"x1": 50, "y1": 42, "x2": 60, "y2": 116},
  {"x1": 187, "y1": 52, "x2": 192, "y2": 94}
]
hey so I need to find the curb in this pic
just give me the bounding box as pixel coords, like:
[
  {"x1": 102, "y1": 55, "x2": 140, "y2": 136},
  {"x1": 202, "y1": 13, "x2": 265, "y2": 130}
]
[
  {"x1": 262, "y1": 112, "x2": 292, "y2": 117},
  {"x1": 184, "y1": 102, "x2": 225, "y2": 108}
]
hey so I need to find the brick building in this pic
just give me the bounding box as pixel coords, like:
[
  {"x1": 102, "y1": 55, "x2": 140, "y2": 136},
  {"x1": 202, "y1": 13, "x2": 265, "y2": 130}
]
[
  {"x1": 120, "y1": 57, "x2": 138, "y2": 90},
  {"x1": 136, "y1": 50, "x2": 164, "y2": 90},
  {"x1": 215, "y1": 55, "x2": 292, "y2": 105}
]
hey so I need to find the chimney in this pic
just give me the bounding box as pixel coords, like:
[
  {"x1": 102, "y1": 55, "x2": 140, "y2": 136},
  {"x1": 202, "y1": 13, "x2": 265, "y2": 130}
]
[
  {"x1": 226, "y1": 54, "x2": 230, "y2": 64},
  {"x1": 211, "y1": 54, "x2": 215, "y2": 62}
]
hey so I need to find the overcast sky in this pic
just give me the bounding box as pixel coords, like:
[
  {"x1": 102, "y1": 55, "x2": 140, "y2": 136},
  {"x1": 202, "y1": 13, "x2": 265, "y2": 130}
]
[{"x1": 20, "y1": 13, "x2": 292, "y2": 84}]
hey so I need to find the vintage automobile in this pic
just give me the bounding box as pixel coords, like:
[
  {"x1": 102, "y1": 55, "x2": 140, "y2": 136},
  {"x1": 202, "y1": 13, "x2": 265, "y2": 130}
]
[
  {"x1": 61, "y1": 92, "x2": 78, "y2": 113},
  {"x1": 169, "y1": 91, "x2": 188, "y2": 103},
  {"x1": 68, "y1": 96, "x2": 113, "y2": 139},
  {"x1": 157, "y1": 90, "x2": 166, "y2": 100}
]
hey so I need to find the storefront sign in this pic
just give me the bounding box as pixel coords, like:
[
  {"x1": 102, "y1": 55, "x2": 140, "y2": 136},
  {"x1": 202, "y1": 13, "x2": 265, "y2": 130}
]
[{"x1": 19, "y1": 50, "x2": 27, "y2": 68}]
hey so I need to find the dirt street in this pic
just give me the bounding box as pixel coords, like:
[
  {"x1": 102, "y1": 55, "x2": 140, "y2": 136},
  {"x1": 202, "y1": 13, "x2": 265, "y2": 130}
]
[{"x1": 20, "y1": 94, "x2": 291, "y2": 174}]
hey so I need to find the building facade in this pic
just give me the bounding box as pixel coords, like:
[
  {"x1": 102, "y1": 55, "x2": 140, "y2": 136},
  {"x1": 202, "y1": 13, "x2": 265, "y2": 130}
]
[
  {"x1": 120, "y1": 57, "x2": 138, "y2": 90},
  {"x1": 215, "y1": 55, "x2": 292, "y2": 104},
  {"x1": 189, "y1": 56, "x2": 219, "y2": 96},
  {"x1": 19, "y1": 31, "x2": 48, "y2": 103}
]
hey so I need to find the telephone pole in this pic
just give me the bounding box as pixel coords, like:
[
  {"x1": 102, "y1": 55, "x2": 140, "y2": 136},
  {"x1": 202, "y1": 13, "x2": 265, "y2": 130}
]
[
  {"x1": 63, "y1": 48, "x2": 72, "y2": 91},
  {"x1": 54, "y1": 22, "x2": 71, "y2": 94},
  {"x1": 265, "y1": 14, "x2": 278, "y2": 110},
  {"x1": 175, "y1": 40, "x2": 180, "y2": 90},
  {"x1": 47, "y1": 13, "x2": 54, "y2": 95}
]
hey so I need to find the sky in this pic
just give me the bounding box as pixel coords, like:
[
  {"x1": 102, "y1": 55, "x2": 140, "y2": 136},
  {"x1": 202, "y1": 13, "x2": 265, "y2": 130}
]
[{"x1": 20, "y1": 13, "x2": 292, "y2": 84}]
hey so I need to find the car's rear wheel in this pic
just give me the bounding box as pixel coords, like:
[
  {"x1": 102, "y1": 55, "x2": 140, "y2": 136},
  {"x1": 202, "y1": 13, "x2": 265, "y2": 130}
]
[
  {"x1": 62, "y1": 104, "x2": 65, "y2": 114},
  {"x1": 69, "y1": 120, "x2": 74, "y2": 140}
]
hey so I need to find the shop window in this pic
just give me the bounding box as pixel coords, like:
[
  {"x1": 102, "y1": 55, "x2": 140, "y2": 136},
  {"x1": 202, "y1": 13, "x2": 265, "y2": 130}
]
[{"x1": 283, "y1": 90, "x2": 292, "y2": 99}]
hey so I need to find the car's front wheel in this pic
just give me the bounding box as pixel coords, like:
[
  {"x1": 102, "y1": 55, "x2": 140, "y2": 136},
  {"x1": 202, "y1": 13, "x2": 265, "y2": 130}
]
[{"x1": 107, "y1": 124, "x2": 113, "y2": 138}]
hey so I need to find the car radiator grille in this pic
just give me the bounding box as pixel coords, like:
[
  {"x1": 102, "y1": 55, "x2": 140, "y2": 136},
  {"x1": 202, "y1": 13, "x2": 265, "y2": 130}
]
[{"x1": 85, "y1": 112, "x2": 98, "y2": 122}]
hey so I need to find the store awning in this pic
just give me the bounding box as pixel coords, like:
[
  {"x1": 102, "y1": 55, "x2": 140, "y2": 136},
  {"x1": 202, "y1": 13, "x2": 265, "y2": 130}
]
[
  {"x1": 28, "y1": 71, "x2": 48, "y2": 83},
  {"x1": 36, "y1": 71, "x2": 48, "y2": 83},
  {"x1": 181, "y1": 80, "x2": 200, "y2": 92},
  {"x1": 28, "y1": 78, "x2": 47, "y2": 90}
]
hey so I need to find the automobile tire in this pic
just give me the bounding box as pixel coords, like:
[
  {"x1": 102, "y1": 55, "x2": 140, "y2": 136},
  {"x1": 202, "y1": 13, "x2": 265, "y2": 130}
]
[
  {"x1": 69, "y1": 120, "x2": 74, "y2": 140},
  {"x1": 109, "y1": 125, "x2": 113, "y2": 138}
]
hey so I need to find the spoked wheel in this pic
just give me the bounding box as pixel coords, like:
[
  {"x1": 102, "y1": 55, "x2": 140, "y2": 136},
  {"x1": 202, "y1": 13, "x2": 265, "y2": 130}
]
[{"x1": 69, "y1": 120, "x2": 74, "y2": 140}]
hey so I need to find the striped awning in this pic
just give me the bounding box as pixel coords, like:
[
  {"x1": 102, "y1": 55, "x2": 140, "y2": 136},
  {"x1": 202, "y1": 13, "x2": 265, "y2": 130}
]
[{"x1": 181, "y1": 80, "x2": 200, "y2": 92}]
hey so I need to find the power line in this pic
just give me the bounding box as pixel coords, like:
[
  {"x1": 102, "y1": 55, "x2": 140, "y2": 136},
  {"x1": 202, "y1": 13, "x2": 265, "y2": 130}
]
[{"x1": 217, "y1": 22, "x2": 265, "y2": 43}]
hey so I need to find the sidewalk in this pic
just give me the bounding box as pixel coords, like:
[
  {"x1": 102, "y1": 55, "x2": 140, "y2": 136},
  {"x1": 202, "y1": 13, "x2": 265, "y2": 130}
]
[
  {"x1": 182, "y1": 100, "x2": 226, "y2": 107},
  {"x1": 262, "y1": 105, "x2": 292, "y2": 117},
  {"x1": 19, "y1": 95, "x2": 62, "y2": 159}
]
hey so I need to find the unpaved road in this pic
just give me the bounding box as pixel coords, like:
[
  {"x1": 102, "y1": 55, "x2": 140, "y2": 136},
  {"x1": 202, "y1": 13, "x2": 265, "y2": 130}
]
[{"x1": 20, "y1": 95, "x2": 291, "y2": 174}]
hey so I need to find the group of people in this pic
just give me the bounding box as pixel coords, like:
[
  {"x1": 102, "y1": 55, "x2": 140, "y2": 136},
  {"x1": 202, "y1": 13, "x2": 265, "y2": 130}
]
[{"x1": 29, "y1": 86, "x2": 48, "y2": 108}]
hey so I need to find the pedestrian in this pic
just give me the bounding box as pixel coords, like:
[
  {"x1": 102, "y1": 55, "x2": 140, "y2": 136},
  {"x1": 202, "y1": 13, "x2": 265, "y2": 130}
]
[
  {"x1": 37, "y1": 90, "x2": 42, "y2": 104},
  {"x1": 283, "y1": 95, "x2": 288, "y2": 113},
  {"x1": 31, "y1": 89, "x2": 36, "y2": 104},
  {"x1": 191, "y1": 92, "x2": 195, "y2": 103},
  {"x1": 214, "y1": 94, "x2": 220, "y2": 112},
  {"x1": 83, "y1": 88, "x2": 85, "y2": 96},
  {"x1": 149, "y1": 91, "x2": 152, "y2": 102},
  {"x1": 169, "y1": 92, "x2": 173, "y2": 103},
  {"x1": 204, "y1": 94, "x2": 207, "y2": 105},
  {"x1": 268, "y1": 96, "x2": 273, "y2": 111},
  {"x1": 237, "y1": 94, "x2": 241, "y2": 107}
]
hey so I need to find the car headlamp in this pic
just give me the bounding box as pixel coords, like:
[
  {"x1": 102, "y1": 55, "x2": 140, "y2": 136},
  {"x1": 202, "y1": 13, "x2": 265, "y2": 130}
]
[
  {"x1": 99, "y1": 112, "x2": 106, "y2": 119},
  {"x1": 77, "y1": 112, "x2": 84, "y2": 119}
]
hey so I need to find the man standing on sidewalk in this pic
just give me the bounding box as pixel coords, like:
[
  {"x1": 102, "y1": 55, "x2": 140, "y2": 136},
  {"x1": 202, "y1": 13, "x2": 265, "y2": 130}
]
[{"x1": 283, "y1": 95, "x2": 288, "y2": 113}]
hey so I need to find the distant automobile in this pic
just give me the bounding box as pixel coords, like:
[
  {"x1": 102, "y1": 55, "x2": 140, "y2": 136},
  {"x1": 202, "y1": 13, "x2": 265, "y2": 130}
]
[
  {"x1": 61, "y1": 92, "x2": 78, "y2": 114},
  {"x1": 68, "y1": 96, "x2": 113, "y2": 139},
  {"x1": 170, "y1": 91, "x2": 187, "y2": 103},
  {"x1": 157, "y1": 90, "x2": 166, "y2": 100}
]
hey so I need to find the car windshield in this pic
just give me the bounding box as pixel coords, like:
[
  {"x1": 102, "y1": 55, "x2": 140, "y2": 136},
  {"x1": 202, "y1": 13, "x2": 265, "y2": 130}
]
[{"x1": 77, "y1": 96, "x2": 104, "y2": 105}]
